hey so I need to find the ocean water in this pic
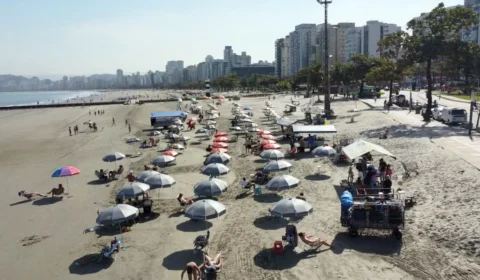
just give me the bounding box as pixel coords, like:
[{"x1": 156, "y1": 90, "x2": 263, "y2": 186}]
[{"x1": 0, "y1": 91, "x2": 100, "y2": 107}]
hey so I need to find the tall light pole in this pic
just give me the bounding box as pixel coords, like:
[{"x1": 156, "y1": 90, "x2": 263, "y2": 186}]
[{"x1": 317, "y1": 0, "x2": 332, "y2": 115}]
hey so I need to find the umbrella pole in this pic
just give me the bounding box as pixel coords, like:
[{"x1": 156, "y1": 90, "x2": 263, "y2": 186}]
[{"x1": 66, "y1": 177, "x2": 70, "y2": 195}]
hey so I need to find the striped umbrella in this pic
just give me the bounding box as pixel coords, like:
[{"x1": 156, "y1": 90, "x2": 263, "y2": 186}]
[
  {"x1": 144, "y1": 173, "x2": 176, "y2": 189},
  {"x1": 194, "y1": 178, "x2": 228, "y2": 197},
  {"x1": 201, "y1": 163, "x2": 230, "y2": 177},
  {"x1": 212, "y1": 142, "x2": 228, "y2": 148},
  {"x1": 265, "y1": 175, "x2": 300, "y2": 191},
  {"x1": 185, "y1": 199, "x2": 226, "y2": 220},
  {"x1": 116, "y1": 182, "x2": 150, "y2": 199},
  {"x1": 210, "y1": 148, "x2": 228, "y2": 154},
  {"x1": 215, "y1": 132, "x2": 228, "y2": 137},
  {"x1": 269, "y1": 198, "x2": 313, "y2": 218},
  {"x1": 214, "y1": 137, "x2": 229, "y2": 143},
  {"x1": 260, "y1": 150, "x2": 285, "y2": 160},
  {"x1": 260, "y1": 140, "x2": 277, "y2": 146},
  {"x1": 261, "y1": 134, "x2": 276, "y2": 140},
  {"x1": 51, "y1": 166, "x2": 80, "y2": 195},
  {"x1": 152, "y1": 155, "x2": 176, "y2": 167},
  {"x1": 204, "y1": 152, "x2": 231, "y2": 165}
]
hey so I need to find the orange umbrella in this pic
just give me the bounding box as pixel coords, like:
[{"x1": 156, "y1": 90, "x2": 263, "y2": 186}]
[
  {"x1": 261, "y1": 134, "x2": 276, "y2": 140},
  {"x1": 212, "y1": 142, "x2": 228, "y2": 148},
  {"x1": 263, "y1": 143, "x2": 281, "y2": 150},
  {"x1": 214, "y1": 137, "x2": 228, "y2": 142},
  {"x1": 215, "y1": 132, "x2": 228, "y2": 137},
  {"x1": 163, "y1": 150, "x2": 179, "y2": 157},
  {"x1": 260, "y1": 140, "x2": 277, "y2": 145},
  {"x1": 257, "y1": 130, "x2": 271, "y2": 135},
  {"x1": 210, "y1": 148, "x2": 228, "y2": 154}
]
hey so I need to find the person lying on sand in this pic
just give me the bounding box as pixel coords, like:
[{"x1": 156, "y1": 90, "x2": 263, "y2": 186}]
[
  {"x1": 181, "y1": 262, "x2": 201, "y2": 280},
  {"x1": 47, "y1": 184, "x2": 64, "y2": 198},
  {"x1": 18, "y1": 190, "x2": 47, "y2": 200},
  {"x1": 298, "y1": 232, "x2": 332, "y2": 249},
  {"x1": 177, "y1": 193, "x2": 194, "y2": 205},
  {"x1": 201, "y1": 252, "x2": 222, "y2": 273}
]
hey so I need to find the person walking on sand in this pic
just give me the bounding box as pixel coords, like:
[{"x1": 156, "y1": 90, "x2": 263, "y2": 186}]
[
  {"x1": 181, "y1": 262, "x2": 201, "y2": 280},
  {"x1": 69, "y1": 127, "x2": 72, "y2": 136},
  {"x1": 112, "y1": 117, "x2": 116, "y2": 126},
  {"x1": 94, "y1": 111, "x2": 96, "y2": 116},
  {"x1": 125, "y1": 119, "x2": 128, "y2": 126},
  {"x1": 128, "y1": 124, "x2": 131, "y2": 133}
]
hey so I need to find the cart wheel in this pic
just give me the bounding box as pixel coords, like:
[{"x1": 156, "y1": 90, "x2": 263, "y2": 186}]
[
  {"x1": 348, "y1": 228, "x2": 359, "y2": 238},
  {"x1": 393, "y1": 228, "x2": 402, "y2": 240}
]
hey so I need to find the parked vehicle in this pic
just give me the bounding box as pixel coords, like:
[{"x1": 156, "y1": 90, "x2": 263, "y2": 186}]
[
  {"x1": 432, "y1": 106, "x2": 444, "y2": 120},
  {"x1": 440, "y1": 108, "x2": 467, "y2": 124}
]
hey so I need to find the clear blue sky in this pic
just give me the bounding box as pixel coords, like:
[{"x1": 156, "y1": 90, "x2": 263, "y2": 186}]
[{"x1": 0, "y1": 0, "x2": 464, "y2": 78}]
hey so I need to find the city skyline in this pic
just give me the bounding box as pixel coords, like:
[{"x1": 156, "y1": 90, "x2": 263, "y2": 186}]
[{"x1": 0, "y1": 0, "x2": 465, "y2": 77}]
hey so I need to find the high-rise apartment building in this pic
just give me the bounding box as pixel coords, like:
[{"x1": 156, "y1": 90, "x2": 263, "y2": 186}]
[
  {"x1": 345, "y1": 27, "x2": 363, "y2": 61},
  {"x1": 361, "y1": 21, "x2": 401, "y2": 57},
  {"x1": 289, "y1": 24, "x2": 317, "y2": 75},
  {"x1": 166, "y1": 61, "x2": 184, "y2": 74},
  {"x1": 232, "y1": 52, "x2": 251, "y2": 67},
  {"x1": 275, "y1": 39, "x2": 285, "y2": 78},
  {"x1": 223, "y1": 46, "x2": 233, "y2": 74},
  {"x1": 116, "y1": 69, "x2": 124, "y2": 87},
  {"x1": 463, "y1": 0, "x2": 480, "y2": 44}
]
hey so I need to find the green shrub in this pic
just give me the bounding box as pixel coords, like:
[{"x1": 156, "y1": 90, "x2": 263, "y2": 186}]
[{"x1": 379, "y1": 91, "x2": 386, "y2": 96}]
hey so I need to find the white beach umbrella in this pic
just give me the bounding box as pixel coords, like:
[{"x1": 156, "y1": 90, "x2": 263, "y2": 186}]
[
  {"x1": 312, "y1": 146, "x2": 336, "y2": 157},
  {"x1": 144, "y1": 173, "x2": 176, "y2": 189},
  {"x1": 201, "y1": 163, "x2": 230, "y2": 176},
  {"x1": 260, "y1": 150, "x2": 285, "y2": 160},
  {"x1": 96, "y1": 204, "x2": 139, "y2": 226},
  {"x1": 263, "y1": 160, "x2": 292, "y2": 172},
  {"x1": 116, "y1": 182, "x2": 150, "y2": 199},
  {"x1": 269, "y1": 198, "x2": 313, "y2": 218},
  {"x1": 185, "y1": 199, "x2": 226, "y2": 220},
  {"x1": 193, "y1": 178, "x2": 228, "y2": 197},
  {"x1": 136, "y1": 170, "x2": 161, "y2": 183},
  {"x1": 246, "y1": 123, "x2": 258, "y2": 127},
  {"x1": 102, "y1": 152, "x2": 126, "y2": 163},
  {"x1": 265, "y1": 175, "x2": 300, "y2": 191},
  {"x1": 230, "y1": 126, "x2": 243, "y2": 131},
  {"x1": 152, "y1": 155, "x2": 176, "y2": 167},
  {"x1": 204, "y1": 152, "x2": 231, "y2": 165}
]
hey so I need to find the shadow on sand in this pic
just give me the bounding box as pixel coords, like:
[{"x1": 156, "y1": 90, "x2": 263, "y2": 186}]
[
  {"x1": 68, "y1": 254, "x2": 114, "y2": 275},
  {"x1": 32, "y1": 196, "x2": 63, "y2": 206},
  {"x1": 253, "y1": 193, "x2": 282, "y2": 203},
  {"x1": 331, "y1": 232, "x2": 403, "y2": 255},
  {"x1": 10, "y1": 200, "x2": 32, "y2": 206},
  {"x1": 253, "y1": 216, "x2": 288, "y2": 230},
  {"x1": 176, "y1": 220, "x2": 213, "y2": 232},
  {"x1": 87, "y1": 179, "x2": 111, "y2": 186},
  {"x1": 253, "y1": 246, "x2": 324, "y2": 270},
  {"x1": 137, "y1": 212, "x2": 161, "y2": 223},
  {"x1": 235, "y1": 191, "x2": 252, "y2": 200},
  {"x1": 304, "y1": 174, "x2": 331, "y2": 181},
  {"x1": 162, "y1": 249, "x2": 204, "y2": 270}
]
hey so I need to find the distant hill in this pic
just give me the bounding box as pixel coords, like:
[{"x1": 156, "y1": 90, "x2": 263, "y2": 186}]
[{"x1": 0, "y1": 74, "x2": 29, "y2": 82}]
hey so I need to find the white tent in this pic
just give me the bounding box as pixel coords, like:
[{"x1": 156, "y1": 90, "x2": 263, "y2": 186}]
[{"x1": 341, "y1": 140, "x2": 396, "y2": 160}]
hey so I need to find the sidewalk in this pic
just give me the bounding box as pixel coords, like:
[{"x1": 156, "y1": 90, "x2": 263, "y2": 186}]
[{"x1": 361, "y1": 98, "x2": 480, "y2": 170}]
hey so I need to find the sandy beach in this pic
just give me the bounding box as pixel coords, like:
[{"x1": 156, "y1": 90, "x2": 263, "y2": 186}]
[{"x1": 1, "y1": 90, "x2": 479, "y2": 280}]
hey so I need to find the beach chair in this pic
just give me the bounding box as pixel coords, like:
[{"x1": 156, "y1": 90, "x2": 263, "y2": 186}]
[
  {"x1": 193, "y1": 231, "x2": 210, "y2": 253},
  {"x1": 282, "y1": 225, "x2": 298, "y2": 247}
]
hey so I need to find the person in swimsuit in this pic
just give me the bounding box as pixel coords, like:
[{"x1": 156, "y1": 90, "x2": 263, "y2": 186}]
[
  {"x1": 202, "y1": 252, "x2": 222, "y2": 273},
  {"x1": 181, "y1": 262, "x2": 201, "y2": 280},
  {"x1": 47, "y1": 184, "x2": 64, "y2": 197},
  {"x1": 18, "y1": 190, "x2": 47, "y2": 200}
]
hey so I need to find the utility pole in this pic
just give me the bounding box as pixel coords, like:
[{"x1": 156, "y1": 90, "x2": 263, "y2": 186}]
[{"x1": 317, "y1": 0, "x2": 332, "y2": 114}]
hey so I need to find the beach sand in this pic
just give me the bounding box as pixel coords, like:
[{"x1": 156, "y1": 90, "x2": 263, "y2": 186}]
[{"x1": 0, "y1": 91, "x2": 479, "y2": 280}]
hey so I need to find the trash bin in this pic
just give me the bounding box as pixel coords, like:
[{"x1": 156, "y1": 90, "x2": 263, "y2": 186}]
[{"x1": 415, "y1": 107, "x2": 421, "y2": 114}]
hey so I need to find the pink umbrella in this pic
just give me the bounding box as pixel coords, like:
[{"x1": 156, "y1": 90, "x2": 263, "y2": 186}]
[
  {"x1": 214, "y1": 137, "x2": 228, "y2": 142},
  {"x1": 215, "y1": 132, "x2": 228, "y2": 137},
  {"x1": 51, "y1": 166, "x2": 80, "y2": 194},
  {"x1": 261, "y1": 134, "x2": 276, "y2": 140},
  {"x1": 163, "y1": 150, "x2": 179, "y2": 157},
  {"x1": 260, "y1": 140, "x2": 277, "y2": 146},
  {"x1": 210, "y1": 148, "x2": 228, "y2": 154},
  {"x1": 257, "y1": 130, "x2": 271, "y2": 135},
  {"x1": 212, "y1": 142, "x2": 228, "y2": 148},
  {"x1": 263, "y1": 143, "x2": 281, "y2": 150}
]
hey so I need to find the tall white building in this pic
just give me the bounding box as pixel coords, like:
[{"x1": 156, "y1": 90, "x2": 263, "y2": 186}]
[
  {"x1": 275, "y1": 39, "x2": 285, "y2": 78},
  {"x1": 223, "y1": 46, "x2": 233, "y2": 74},
  {"x1": 463, "y1": 0, "x2": 480, "y2": 44},
  {"x1": 116, "y1": 69, "x2": 124, "y2": 87},
  {"x1": 361, "y1": 21, "x2": 401, "y2": 57},
  {"x1": 288, "y1": 24, "x2": 317, "y2": 75},
  {"x1": 345, "y1": 27, "x2": 363, "y2": 61},
  {"x1": 166, "y1": 61, "x2": 184, "y2": 74}
]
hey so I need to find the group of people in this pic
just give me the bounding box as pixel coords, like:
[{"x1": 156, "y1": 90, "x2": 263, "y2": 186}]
[
  {"x1": 181, "y1": 253, "x2": 223, "y2": 280},
  {"x1": 89, "y1": 109, "x2": 105, "y2": 116},
  {"x1": 354, "y1": 156, "x2": 393, "y2": 194},
  {"x1": 18, "y1": 184, "x2": 65, "y2": 200},
  {"x1": 69, "y1": 125, "x2": 80, "y2": 136}
]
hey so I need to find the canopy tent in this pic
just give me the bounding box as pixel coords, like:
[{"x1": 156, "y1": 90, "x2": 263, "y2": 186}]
[
  {"x1": 341, "y1": 140, "x2": 396, "y2": 160},
  {"x1": 276, "y1": 119, "x2": 297, "y2": 127},
  {"x1": 291, "y1": 125, "x2": 337, "y2": 134}
]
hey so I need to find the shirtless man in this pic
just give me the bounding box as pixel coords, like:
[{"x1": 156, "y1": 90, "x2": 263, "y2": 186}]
[
  {"x1": 181, "y1": 262, "x2": 201, "y2": 280},
  {"x1": 201, "y1": 252, "x2": 222, "y2": 274}
]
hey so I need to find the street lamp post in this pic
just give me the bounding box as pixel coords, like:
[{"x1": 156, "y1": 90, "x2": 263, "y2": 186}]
[{"x1": 317, "y1": 0, "x2": 332, "y2": 115}]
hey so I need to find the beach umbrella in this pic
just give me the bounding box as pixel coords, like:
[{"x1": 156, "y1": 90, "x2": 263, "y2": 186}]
[
  {"x1": 269, "y1": 198, "x2": 313, "y2": 218},
  {"x1": 246, "y1": 123, "x2": 258, "y2": 128},
  {"x1": 125, "y1": 137, "x2": 141, "y2": 143},
  {"x1": 196, "y1": 128, "x2": 207, "y2": 134},
  {"x1": 214, "y1": 137, "x2": 228, "y2": 142},
  {"x1": 212, "y1": 142, "x2": 228, "y2": 148},
  {"x1": 312, "y1": 146, "x2": 337, "y2": 157},
  {"x1": 239, "y1": 119, "x2": 253, "y2": 123},
  {"x1": 244, "y1": 107, "x2": 253, "y2": 110},
  {"x1": 230, "y1": 126, "x2": 243, "y2": 131},
  {"x1": 261, "y1": 134, "x2": 276, "y2": 140},
  {"x1": 169, "y1": 143, "x2": 185, "y2": 150},
  {"x1": 185, "y1": 199, "x2": 226, "y2": 220},
  {"x1": 145, "y1": 173, "x2": 176, "y2": 189},
  {"x1": 51, "y1": 166, "x2": 80, "y2": 194},
  {"x1": 208, "y1": 104, "x2": 218, "y2": 110},
  {"x1": 204, "y1": 152, "x2": 231, "y2": 165},
  {"x1": 260, "y1": 150, "x2": 285, "y2": 160},
  {"x1": 102, "y1": 152, "x2": 126, "y2": 168},
  {"x1": 194, "y1": 178, "x2": 228, "y2": 197},
  {"x1": 96, "y1": 204, "x2": 139, "y2": 226},
  {"x1": 201, "y1": 163, "x2": 230, "y2": 176},
  {"x1": 136, "y1": 170, "x2": 161, "y2": 183},
  {"x1": 248, "y1": 127, "x2": 261, "y2": 132},
  {"x1": 260, "y1": 140, "x2": 277, "y2": 146},
  {"x1": 265, "y1": 175, "x2": 300, "y2": 191},
  {"x1": 263, "y1": 160, "x2": 292, "y2": 172},
  {"x1": 263, "y1": 143, "x2": 281, "y2": 150},
  {"x1": 210, "y1": 148, "x2": 228, "y2": 154},
  {"x1": 257, "y1": 130, "x2": 271, "y2": 135},
  {"x1": 205, "y1": 124, "x2": 216, "y2": 130},
  {"x1": 116, "y1": 182, "x2": 150, "y2": 199},
  {"x1": 214, "y1": 132, "x2": 228, "y2": 137},
  {"x1": 178, "y1": 98, "x2": 183, "y2": 102},
  {"x1": 152, "y1": 155, "x2": 176, "y2": 167},
  {"x1": 163, "y1": 150, "x2": 179, "y2": 157}
]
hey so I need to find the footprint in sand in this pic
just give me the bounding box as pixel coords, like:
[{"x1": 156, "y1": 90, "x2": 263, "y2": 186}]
[{"x1": 20, "y1": 235, "x2": 50, "y2": 247}]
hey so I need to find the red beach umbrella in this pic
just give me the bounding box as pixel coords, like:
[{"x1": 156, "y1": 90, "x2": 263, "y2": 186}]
[
  {"x1": 212, "y1": 142, "x2": 228, "y2": 148},
  {"x1": 163, "y1": 150, "x2": 179, "y2": 157},
  {"x1": 258, "y1": 130, "x2": 271, "y2": 135},
  {"x1": 215, "y1": 132, "x2": 228, "y2": 137},
  {"x1": 260, "y1": 140, "x2": 277, "y2": 145},
  {"x1": 261, "y1": 134, "x2": 276, "y2": 140},
  {"x1": 210, "y1": 148, "x2": 228, "y2": 154},
  {"x1": 263, "y1": 143, "x2": 281, "y2": 150},
  {"x1": 214, "y1": 137, "x2": 228, "y2": 142}
]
